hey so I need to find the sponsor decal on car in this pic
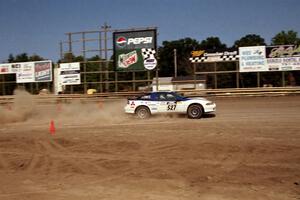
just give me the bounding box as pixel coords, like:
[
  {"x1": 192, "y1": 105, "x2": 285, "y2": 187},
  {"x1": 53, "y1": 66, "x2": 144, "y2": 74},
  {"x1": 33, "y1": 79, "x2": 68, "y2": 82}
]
[{"x1": 130, "y1": 101, "x2": 135, "y2": 108}]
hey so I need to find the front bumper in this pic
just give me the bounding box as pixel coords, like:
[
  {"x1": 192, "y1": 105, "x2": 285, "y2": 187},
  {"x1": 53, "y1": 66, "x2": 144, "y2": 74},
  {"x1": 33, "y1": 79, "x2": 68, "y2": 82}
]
[{"x1": 204, "y1": 103, "x2": 216, "y2": 113}]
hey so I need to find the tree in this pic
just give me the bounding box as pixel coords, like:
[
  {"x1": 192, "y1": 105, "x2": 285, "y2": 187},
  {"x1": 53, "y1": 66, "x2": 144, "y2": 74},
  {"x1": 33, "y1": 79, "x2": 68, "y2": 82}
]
[
  {"x1": 158, "y1": 38, "x2": 201, "y2": 77},
  {"x1": 8, "y1": 54, "x2": 14, "y2": 63},
  {"x1": 14, "y1": 53, "x2": 29, "y2": 62},
  {"x1": 199, "y1": 37, "x2": 227, "y2": 52},
  {"x1": 7, "y1": 53, "x2": 44, "y2": 63},
  {"x1": 271, "y1": 30, "x2": 300, "y2": 45},
  {"x1": 233, "y1": 34, "x2": 266, "y2": 47},
  {"x1": 29, "y1": 54, "x2": 44, "y2": 61}
]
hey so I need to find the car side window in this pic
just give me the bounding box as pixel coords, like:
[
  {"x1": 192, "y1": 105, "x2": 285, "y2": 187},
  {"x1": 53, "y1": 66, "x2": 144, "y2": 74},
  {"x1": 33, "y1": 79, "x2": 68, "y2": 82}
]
[
  {"x1": 166, "y1": 93, "x2": 176, "y2": 101},
  {"x1": 158, "y1": 93, "x2": 166, "y2": 101},
  {"x1": 139, "y1": 94, "x2": 151, "y2": 100}
]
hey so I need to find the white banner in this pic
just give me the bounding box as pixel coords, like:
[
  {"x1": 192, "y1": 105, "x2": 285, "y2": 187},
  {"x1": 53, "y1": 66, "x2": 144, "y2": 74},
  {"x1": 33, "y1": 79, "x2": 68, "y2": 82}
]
[
  {"x1": 1, "y1": 61, "x2": 52, "y2": 82},
  {"x1": 0, "y1": 63, "x2": 13, "y2": 74},
  {"x1": 16, "y1": 62, "x2": 35, "y2": 83},
  {"x1": 239, "y1": 46, "x2": 267, "y2": 72},
  {"x1": 59, "y1": 62, "x2": 81, "y2": 85}
]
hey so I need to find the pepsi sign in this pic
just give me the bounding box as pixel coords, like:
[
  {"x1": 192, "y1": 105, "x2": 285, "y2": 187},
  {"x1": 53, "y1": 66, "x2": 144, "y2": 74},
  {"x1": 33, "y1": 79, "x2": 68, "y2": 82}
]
[{"x1": 113, "y1": 29, "x2": 157, "y2": 71}]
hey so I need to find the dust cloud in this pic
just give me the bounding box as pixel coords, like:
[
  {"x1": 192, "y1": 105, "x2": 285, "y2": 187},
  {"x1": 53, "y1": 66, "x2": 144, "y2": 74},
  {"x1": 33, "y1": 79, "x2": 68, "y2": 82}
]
[
  {"x1": 0, "y1": 89, "x2": 131, "y2": 126},
  {"x1": 54, "y1": 99, "x2": 130, "y2": 126},
  {"x1": 0, "y1": 89, "x2": 35, "y2": 124}
]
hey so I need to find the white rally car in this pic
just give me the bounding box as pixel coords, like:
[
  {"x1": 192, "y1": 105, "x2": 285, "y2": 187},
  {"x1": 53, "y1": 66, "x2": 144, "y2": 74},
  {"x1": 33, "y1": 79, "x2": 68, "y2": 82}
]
[{"x1": 124, "y1": 91, "x2": 216, "y2": 119}]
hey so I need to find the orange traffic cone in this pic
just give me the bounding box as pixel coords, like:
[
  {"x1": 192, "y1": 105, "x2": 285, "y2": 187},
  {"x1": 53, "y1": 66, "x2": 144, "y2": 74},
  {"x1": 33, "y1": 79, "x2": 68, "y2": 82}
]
[
  {"x1": 98, "y1": 101, "x2": 103, "y2": 109},
  {"x1": 6, "y1": 104, "x2": 12, "y2": 111},
  {"x1": 49, "y1": 120, "x2": 56, "y2": 135},
  {"x1": 56, "y1": 103, "x2": 62, "y2": 112}
]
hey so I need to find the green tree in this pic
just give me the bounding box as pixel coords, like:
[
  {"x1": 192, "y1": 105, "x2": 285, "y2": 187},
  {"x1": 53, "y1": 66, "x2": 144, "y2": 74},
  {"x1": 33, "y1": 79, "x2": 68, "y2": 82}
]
[
  {"x1": 7, "y1": 53, "x2": 44, "y2": 63},
  {"x1": 199, "y1": 37, "x2": 227, "y2": 52},
  {"x1": 233, "y1": 34, "x2": 266, "y2": 47},
  {"x1": 29, "y1": 54, "x2": 44, "y2": 61},
  {"x1": 271, "y1": 30, "x2": 300, "y2": 45},
  {"x1": 14, "y1": 53, "x2": 29, "y2": 62},
  {"x1": 158, "y1": 38, "x2": 201, "y2": 77},
  {"x1": 8, "y1": 54, "x2": 14, "y2": 63}
]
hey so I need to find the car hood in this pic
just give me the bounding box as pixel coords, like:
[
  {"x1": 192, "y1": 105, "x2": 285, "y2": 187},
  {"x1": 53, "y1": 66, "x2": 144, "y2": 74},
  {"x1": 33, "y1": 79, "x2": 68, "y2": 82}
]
[{"x1": 188, "y1": 97, "x2": 209, "y2": 101}]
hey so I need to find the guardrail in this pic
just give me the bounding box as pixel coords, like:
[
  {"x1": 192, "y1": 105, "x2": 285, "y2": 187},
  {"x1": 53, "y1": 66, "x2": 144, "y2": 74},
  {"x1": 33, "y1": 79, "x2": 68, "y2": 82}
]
[{"x1": 1, "y1": 87, "x2": 300, "y2": 104}]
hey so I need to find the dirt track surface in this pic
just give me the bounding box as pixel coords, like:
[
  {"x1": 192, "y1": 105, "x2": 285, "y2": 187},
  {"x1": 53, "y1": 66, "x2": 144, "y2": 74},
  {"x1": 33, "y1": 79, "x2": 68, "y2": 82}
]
[{"x1": 0, "y1": 95, "x2": 300, "y2": 200}]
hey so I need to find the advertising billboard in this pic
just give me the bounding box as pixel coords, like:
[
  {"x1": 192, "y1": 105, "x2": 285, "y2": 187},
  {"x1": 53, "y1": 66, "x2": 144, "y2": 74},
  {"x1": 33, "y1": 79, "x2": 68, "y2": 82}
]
[
  {"x1": 239, "y1": 46, "x2": 267, "y2": 72},
  {"x1": 266, "y1": 45, "x2": 300, "y2": 71},
  {"x1": 59, "y1": 62, "x2": 81, "y2": 85},
  {"x1": 16, "y1": 62, "x2": 35, "y2": 83},
  {"x1": 0, "y1": 60, "x2": 52, "y2": 83},
  {"x1": 239, "y1": 45, "x2": 300, "y2": 72},
  {"x1": 0, "y1": 63, "x2": 13, "y2": 74},
  {"x1": 34, "y1": 61, "x2": 52, "y2": 82},
  {"x1": 189, "y1": 50, "x2": 238, "y2": 63},
  {"x1": 113, "y1": 29, "x2": 157, "y2": 71}
]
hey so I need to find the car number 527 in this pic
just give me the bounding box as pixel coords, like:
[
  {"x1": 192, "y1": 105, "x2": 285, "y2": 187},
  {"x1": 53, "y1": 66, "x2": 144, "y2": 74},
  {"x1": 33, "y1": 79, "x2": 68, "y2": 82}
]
[{"x1": 167, "y1": 105, "x2": 176, "y2": 111}]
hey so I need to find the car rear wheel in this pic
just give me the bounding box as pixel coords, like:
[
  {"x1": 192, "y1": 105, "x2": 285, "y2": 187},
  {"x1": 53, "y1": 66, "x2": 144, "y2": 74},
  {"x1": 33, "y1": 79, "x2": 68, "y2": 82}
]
[
  {"x1": 136, "y1": 106, "x2": 151, "y2": 119},
  {"x1": 187, "y1": 104, "x2": 203, "y2": 119}
]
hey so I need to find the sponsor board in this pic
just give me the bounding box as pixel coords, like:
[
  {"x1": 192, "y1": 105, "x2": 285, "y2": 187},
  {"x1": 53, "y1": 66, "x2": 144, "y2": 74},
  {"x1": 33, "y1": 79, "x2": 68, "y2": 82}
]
[
  {"x1": 239, "y1": 46, "x2": 267, "y2": 72},
  {"x1": 191, "y1": 50, "x2": 205, "y2": 57},
  {"x1": 266, "y1": 45, "x2": 300, "y2": 58},
  {"x1": 144, "y1": 58, "x2": 157, "y2": 70},
  {"x1": 118, "y1": 50, "x2": 138, "y2": 68},
  {"x1": 0, "y1": 64, "x2": 12, "y2": 74},
  {"x1": 239, "y1": 45, "x2": 300, "y2": 72},
  {"x1": 0, "y1": 60, "x2": 52, "y2": 82},
  {"x1": 113, "y1": 29, "x2": 157, "y2": 71},
  {"x1": 34, "y1": 61, "x2": 52, "y2": 82},
  {"x1": 16, "y1": 62, "x2": 35, "y2": 83},
  {"x1": 189, "y1": 50, "x2": 238, "y2": 63},
  {"x1": 59, "y1": 62, "x2": 81, "y2": 85}
]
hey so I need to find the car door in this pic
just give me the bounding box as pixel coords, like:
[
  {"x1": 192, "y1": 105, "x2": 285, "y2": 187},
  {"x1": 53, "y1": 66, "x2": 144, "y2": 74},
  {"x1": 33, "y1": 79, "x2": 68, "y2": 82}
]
[
  {"x1": 154, "y1": 92, "x2": 180, "y2": 113},
  {"x1": 156, "y1": 93, "x2": 169, "y2": 112},
  {"x1": 165, "y1": 93, "x2": 177, "y2": 112}
]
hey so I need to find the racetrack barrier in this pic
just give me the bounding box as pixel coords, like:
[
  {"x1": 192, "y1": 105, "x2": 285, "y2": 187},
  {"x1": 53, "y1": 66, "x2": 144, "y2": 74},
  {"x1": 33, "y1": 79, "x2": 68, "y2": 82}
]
[{"x1": 0, "y1": 87, "x2": 300, "y2": 105}]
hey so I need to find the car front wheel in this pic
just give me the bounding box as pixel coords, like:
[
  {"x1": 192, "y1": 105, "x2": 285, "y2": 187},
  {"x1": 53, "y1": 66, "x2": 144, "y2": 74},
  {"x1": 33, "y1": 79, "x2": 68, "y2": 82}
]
[{"x1": 187, "y1": 104, "x2": 203, "y2": 119}]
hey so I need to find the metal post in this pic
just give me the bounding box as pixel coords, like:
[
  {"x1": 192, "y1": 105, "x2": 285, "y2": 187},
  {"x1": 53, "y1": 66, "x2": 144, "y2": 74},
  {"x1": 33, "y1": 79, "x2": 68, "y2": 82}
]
[
  {"x1": 1, "y1": 75, "x2": 5, "y2": 95},
  {"x1": 214, "y1": 62, "x2": 217, "y2": 89},
  {"x1": 102, "y1": 22, "x2": 111, "y2": 92},
  {"x1": 98, "y1": 31, "x2": 103, "y2": 93},
  {"x1": 115, "y1": 72, "x2": 118, "y2": 92},
  {"x1": 68, "y1": 33, "x2": 73, "y2": 93},
  {"x1": 236, "y1": 61, "x2": 239, "y2": 88},
  {"x1": 59, "y1": 41, "x2": 63, "y2": 60},
  {"x1": 174, "y1": 49, "x2": 177, "y2": 77},
  {"x1": 147, "y1": 71, "x2": 151, "y2": 90},
  {"x1": 30, "y1": 83, "x2": 33, "y2": 94},
  {"x1": 82, "y1": 32, "x2": 87, "y2": 94},
  {"x1": 156, "y1": 69, "x2": 159, "y2": 91},
  {"x1": 193, "y1": 63, "x2": 196, "y2": 89},
  {"x1": 257, "y1": 72, "x2": 260, "y2": 87},
  {"x1": 132, "y1": 72, "x2": 136, "y2": 91},
  {"x1": 282, "y1": 71, "x2": 285, "y2": 87}
]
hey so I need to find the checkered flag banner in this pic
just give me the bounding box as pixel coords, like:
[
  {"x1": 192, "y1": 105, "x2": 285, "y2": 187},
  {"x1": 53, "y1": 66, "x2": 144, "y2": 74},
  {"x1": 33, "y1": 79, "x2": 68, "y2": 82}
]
[
  {"x1": 142, "y1": 48, "x2": 156, "y2": 60},
  {"x1": 189, "y1": 54, "x2": 239, "y2": 63}
]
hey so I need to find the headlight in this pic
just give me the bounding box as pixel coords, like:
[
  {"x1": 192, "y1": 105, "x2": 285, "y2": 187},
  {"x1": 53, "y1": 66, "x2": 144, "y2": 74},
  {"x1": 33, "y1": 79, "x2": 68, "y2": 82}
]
[{"x1": 206, "y1": 101, "x2": 214, "y2": 105}]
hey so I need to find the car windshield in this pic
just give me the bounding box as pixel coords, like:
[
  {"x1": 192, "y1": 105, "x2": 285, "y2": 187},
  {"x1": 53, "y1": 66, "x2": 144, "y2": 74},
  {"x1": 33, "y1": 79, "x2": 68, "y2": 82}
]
[
  {"x1": 137, "y1": 93, "x2": 151, "y2": 100},
  {"x1": 171, "y1": 92, "x2": 188, "y2": 100}
]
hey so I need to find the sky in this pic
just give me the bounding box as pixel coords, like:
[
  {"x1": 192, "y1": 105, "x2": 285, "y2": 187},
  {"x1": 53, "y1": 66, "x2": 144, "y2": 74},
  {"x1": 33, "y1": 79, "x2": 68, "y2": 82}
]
[{"x1": 0, "y1": 0, "x2": 300, "y2": 62}]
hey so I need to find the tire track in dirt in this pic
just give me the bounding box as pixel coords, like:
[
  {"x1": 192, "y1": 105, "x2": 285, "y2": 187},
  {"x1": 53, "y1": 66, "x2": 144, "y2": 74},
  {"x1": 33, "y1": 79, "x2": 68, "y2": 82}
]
[{"x1": 0, "y1": 154, "x2": 9, "y2": 170}]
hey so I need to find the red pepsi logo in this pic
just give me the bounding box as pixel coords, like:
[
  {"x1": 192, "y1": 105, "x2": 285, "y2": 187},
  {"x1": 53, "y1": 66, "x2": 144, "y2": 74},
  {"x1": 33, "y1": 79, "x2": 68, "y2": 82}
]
[{"x1": 116, "y1": 36, "x2": 127, "y2": 47}]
